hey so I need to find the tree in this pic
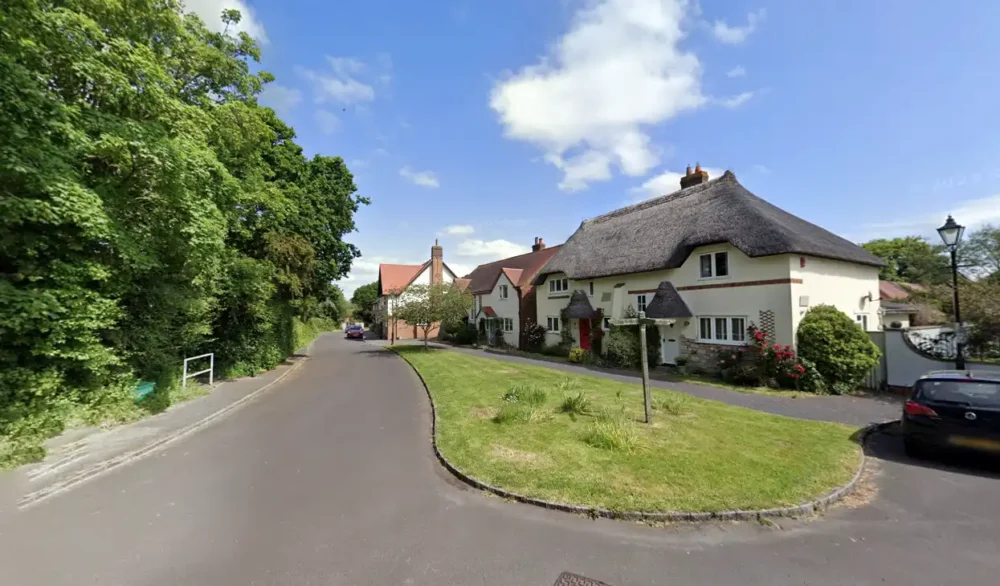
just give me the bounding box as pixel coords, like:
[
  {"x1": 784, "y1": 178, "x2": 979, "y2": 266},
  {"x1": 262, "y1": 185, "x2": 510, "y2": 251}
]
[
  {"x1": 350, "y1": 282, "x2": 379, "y2": 324},
  {"x1": 964, "y1": 224, "x2": 1000, "y2": 281},
  {"x1": 861, "y1": 237, "x2": 949, "y2": 284},
  {"x1": 0, "y1": 1, "x2": 367, "y2": 465},
  {"x1": 395, "y1": 283, "x2": 472, "y2": 348}
]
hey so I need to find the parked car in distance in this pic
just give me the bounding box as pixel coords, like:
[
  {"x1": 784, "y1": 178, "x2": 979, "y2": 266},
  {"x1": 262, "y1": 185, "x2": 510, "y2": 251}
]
[
  {"x1": 346, "y1": 324, "x2": 365, "y2": 340},
  {"x1": 901, "y1": 370, "x2": 1000, "y2": 458}
]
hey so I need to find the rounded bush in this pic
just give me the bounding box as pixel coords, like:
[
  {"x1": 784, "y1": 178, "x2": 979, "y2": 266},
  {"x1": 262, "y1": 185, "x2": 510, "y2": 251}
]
[
  {"x1": 568, "y1": 347, "x2": 589, "y2": 363},
  {"x1": 797, "y1": 305, "x2": 881, "y2": 395}
]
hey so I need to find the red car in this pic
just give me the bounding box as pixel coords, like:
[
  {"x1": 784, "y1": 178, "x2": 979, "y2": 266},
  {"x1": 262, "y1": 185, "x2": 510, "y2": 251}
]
[{"x1": 346, "y1": 325, "x2": 365, "y2": 340}]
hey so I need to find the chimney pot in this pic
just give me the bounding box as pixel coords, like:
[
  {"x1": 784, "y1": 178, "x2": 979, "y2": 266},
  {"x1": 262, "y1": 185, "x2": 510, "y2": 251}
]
[
  {"x1": 680, "y1": 163, "x2": 710, "y2": 189},
  {"x1": 531, "y1": 237, "x2": 547, "y2": 252},
  {"x1": 685, "y1": 164, "x2": 692, "y2": 176}
]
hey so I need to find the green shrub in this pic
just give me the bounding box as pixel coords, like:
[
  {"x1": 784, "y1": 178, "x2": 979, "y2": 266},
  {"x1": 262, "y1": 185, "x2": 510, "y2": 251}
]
[
  {"x1": 567, "y1": 347, "x2": 589, "y2": 363},
  {"x1": 452, "y1": 326, "x2": 478, "y2": 346},
  {"x1": 584, "y1": 410, "x2": 639, "y2": 452},
  {"x1": 797, "y1": 305, "x2": 881, "y2": 395},
  {"x1": 541, "y1": 344, "x2": 570, "y2": 358},
  {"x1": 522, "y1": 321, "x2": 547, "y2": 351},
  {"x1": 797, "y1": 358, "x2": 827, "y2": 394},
  {"x1": 559, "y1": 391, "x2": 591, "y2": 414}
]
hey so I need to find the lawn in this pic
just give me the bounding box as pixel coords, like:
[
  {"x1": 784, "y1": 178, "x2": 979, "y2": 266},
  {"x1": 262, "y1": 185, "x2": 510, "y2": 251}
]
[{"x1": 393, "y1": 346, "x2": 861, "y2": 513}]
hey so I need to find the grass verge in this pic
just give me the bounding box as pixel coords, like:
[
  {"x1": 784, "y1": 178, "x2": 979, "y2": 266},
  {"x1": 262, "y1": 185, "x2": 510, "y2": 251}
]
[{"x1": 393, "y1": 346, "x2": 861, "y2": 513}]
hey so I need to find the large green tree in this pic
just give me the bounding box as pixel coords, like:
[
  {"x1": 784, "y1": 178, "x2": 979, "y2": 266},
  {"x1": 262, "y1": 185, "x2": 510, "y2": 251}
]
[
  {"x1": 395, "y1": 283, "x2": 473, "y2": 348},
  {"x1": 350, "y1": 282, "x2": 379, "y2": 324},
  {"x1": 0, "y1": 1, "x2": 366, "y2": 465},
  {"x1": 861, "y1": 237, "x2": 949, "y2": 284}
]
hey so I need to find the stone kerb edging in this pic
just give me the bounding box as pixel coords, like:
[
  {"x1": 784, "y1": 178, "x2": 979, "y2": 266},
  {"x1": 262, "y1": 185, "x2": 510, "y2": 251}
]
[{"x1": 380, "y1": 342, "x2": 890, "y2": 523}]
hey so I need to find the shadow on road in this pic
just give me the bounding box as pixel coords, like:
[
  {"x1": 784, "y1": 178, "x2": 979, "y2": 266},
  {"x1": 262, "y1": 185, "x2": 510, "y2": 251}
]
[{"x1": 863, "y1": 422, "x2": 1000, "y2": 480}]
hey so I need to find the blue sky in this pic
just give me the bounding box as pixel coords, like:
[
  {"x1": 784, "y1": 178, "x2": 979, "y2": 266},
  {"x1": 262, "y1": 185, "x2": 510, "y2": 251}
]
[{"x1": 186, "y1": 0, "x2": 1000, "y2": 296}]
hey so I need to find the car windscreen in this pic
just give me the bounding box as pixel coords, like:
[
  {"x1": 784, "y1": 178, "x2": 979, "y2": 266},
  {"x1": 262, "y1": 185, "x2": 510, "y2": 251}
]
[
  {"x1": 916, "y1": 379, "x2": 1000, "y2": 407},
  {"x1": 349, "y1": 326, "x2": 363, "y2": 331}
]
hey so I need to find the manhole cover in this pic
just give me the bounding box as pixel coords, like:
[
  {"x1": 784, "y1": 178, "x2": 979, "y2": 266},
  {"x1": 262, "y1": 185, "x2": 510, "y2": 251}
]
[{"x1": 553, "y1": 571, "x2": 613, "y2": 586}]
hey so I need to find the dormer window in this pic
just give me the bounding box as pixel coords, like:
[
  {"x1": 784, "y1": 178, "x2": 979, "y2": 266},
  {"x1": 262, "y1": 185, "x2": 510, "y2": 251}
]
[{"x1": 699, "y1": 252, "x2": 729, "y2": 278}]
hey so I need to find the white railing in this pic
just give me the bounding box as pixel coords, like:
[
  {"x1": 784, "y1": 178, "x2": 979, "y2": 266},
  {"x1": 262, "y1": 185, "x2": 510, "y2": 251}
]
[{"x1": 183, "y1": 353, "x2": 214, "y2": 390}]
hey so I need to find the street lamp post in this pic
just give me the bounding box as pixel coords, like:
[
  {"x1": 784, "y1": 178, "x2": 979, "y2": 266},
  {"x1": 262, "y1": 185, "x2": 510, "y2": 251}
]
[{"x1": 937, "y1": 215, "x2": 966, "y2": 370}]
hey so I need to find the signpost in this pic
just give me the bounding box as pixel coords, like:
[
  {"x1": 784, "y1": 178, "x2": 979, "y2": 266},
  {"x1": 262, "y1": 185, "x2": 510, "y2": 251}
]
[
  {"x1": 609, "y1": 312, "x2": 674, "y2": 425},
  {"x1": 637, "y1": 312, "x2": 652, "y2": 423}
]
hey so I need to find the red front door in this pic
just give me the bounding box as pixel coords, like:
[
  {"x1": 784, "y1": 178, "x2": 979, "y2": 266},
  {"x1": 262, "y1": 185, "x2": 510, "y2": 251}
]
[{"x1": 579, "y1": 319, "x2": 591, "y2": 350}]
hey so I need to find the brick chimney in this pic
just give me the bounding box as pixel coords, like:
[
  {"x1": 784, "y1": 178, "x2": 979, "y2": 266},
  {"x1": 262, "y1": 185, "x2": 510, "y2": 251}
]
[
  {"x1": 430, "y1": 239, "x2": 443, "y2": 285},
  {"x1": 680, "y1": 162, "x2": 710, "y2": 189},
  {"x1": 531, "y1": 237, "x2": 547, "y2": 253}
]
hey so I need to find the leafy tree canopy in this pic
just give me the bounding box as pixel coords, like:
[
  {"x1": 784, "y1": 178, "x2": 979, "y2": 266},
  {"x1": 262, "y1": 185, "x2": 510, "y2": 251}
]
[
  {"x1": 350, "y1": 282, "x2": 379, "y2": 324},
  {"x1": 0, "y1": 0, "x2": 366, "y2": 465},
  {"x1": 861, "y1": 237, "x2": 949, "y2": 284}
]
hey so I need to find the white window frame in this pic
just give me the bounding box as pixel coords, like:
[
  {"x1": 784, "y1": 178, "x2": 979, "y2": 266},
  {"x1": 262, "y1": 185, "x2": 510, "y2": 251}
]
[
  {"x1": 498, "y1": 284, "x2": 508, "y2": 299},
  {"x1": 603, "y1": 317, "x2": 611, "y2": 331},
  {"x1": 698, "y1": 251, "x2": 730, "y2": 279},
  {"x1": 635, "y1": 294, "x2": 648, "y2": 313},
  {"x1": 697, "y1": 316, "x2": 748, "y2": 345},
  {"x1": 503, "y1": 317, "x2": 514, "y2": 332},
  {"x1": 546, "y1": 316, "x2": 560, "y2": 332},
  {"x1": 855, "y1": 314, "x2": 869, "y2": 331},
  {"x1": 548, "y1": 277, "x2": 569, "y2": 294}
]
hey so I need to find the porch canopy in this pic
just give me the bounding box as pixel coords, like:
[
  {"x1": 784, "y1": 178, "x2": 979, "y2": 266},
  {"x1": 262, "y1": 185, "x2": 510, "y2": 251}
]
[
  {"x1": 643, "y1": 281, "x2": 692, "y2": 319},
  {"x1": 565, "y1": 290, "x2": 597, "y2": 319}
]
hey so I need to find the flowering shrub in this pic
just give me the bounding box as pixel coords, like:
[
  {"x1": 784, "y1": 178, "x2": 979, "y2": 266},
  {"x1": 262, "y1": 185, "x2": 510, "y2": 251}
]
[
  {"x1": 522, "y1": 320, "x2": 547, "y2": 351},
  {"x1": 717, "y1": 325, "x2": 820, "y2": 392},
  {"x1": 568, "y1": 347, "x2": 590, "y2": 363}
]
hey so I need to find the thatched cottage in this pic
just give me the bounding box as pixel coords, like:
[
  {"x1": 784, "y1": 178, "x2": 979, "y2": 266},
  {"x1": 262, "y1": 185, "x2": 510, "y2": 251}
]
[{"x1": 532, "y1": 167, "x2": 886, "y2": 370}]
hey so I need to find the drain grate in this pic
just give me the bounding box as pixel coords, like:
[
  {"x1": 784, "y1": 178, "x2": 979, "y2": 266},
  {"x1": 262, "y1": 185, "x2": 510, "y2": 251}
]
[{"x1": 553, "y1": 572, "x2": 612, "y2": 586}]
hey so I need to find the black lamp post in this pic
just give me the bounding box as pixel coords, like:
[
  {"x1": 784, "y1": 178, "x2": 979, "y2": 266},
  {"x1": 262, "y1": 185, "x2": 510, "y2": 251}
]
[{"x1": 937, "y1": 215, "x2": 966, "y2": 370}]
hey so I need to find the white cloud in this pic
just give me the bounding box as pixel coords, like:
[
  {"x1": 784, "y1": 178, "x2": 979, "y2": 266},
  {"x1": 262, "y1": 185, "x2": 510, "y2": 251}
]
[
  {"x1": 440, "y1": 225, "x2": 475, "y2": 236},
  {"x1": 374, "y1": 147, "x2": 389, "y2": 156},
  {"x1": 752, "y1": 164, "x2": 770, "y2": 174},
  {"x1": 490, "y1": 0, "x2": 705, "y2": 192},
  {"x1": 258, "y1": 84, "x2": 302, "y2": 115},
  {"x1": 726, "y1": 66, "x2": 746, "y2": 78},
  {"x1": 456, "y1": 239, "x2": 531, "y2": 258},
  {"x1": 298, "y1": 56, "x2": 376, "y2": 104},
  {"x1": 630, "y1": 166, "x2": 724, "y2": 200},
  {"x1": 184, "y1": 0, "x2": 267, "y2": 41},
  {"x1": 399, "y1": 167, "x2": 440, "y2": 188},
  {"x1": 852, "y1": 193, "x2": 1000, "y2": 242},
  {"x1": 349, "y1": 159, "x2": 367, "y2": 168},
  {"x1": 718, "y1": 91, "x2": 754, "y2": 108},
  {"x1": 315, "y1": 110, "x2": 340, "y2": 134},
  {"x1": 711, "y1": 9, "x2": 765, "y2": 44}
]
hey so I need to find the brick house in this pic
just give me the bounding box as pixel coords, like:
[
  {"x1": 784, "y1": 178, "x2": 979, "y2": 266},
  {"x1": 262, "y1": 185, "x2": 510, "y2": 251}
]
[
  {"x1": 373, "y1": 240, "x2": 459, "y2": 341},
  {"x1": 463, "y1": 238, "x2": 562, "y2": 348}
]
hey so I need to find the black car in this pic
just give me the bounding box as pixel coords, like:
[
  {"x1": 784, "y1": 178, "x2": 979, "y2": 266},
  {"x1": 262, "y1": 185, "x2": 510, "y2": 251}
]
[{"x1": 901, "y1": 370, "x2": 1000, "y2": 458}]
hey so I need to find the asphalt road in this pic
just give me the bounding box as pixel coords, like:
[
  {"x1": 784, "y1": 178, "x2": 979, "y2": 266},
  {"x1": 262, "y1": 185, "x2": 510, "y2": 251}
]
[{"x1": 1, "y1": 335, "x2": 998, "y2": 586}]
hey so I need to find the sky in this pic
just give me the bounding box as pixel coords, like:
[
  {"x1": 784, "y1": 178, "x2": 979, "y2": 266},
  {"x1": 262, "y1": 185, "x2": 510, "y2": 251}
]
[{"x1": 185, "y1": 0, "x2": 1000, "y2": 297}]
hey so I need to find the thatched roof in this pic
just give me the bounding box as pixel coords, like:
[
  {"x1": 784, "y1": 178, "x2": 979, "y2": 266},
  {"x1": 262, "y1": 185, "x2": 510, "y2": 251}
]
[
  {"x1": 882, "y1": 302, "x2": 920, "y2": 313},
  {"x1": 534, "y1": 171, "x2": 884, "y2": 283},
  {"x1": 643, "y1": 281, "x2": 692, "y2": 319},
  {"x1": 565, "y1": 290, "x2": 596, "y2": 319}
]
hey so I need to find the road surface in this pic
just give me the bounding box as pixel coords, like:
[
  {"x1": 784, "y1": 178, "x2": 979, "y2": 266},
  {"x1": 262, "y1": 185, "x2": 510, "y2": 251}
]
[{"x1": 1, "y1": 335, "x2": 997, "y2": 585}]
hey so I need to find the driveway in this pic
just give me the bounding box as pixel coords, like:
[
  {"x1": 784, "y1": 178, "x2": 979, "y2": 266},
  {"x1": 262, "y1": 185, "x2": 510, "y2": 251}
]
[{"x1": 0, "y1": 334, "x2": 997, "y2": 585}]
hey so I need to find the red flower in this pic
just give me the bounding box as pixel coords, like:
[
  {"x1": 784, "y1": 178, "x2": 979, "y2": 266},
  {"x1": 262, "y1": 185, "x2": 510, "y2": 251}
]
[
  {"x1": 754, "y1": 331, "x2": 763, "y2": 341},
  {"x1": 773, "y1": 343, "x2": 781, "y2": 350},
  {"x1": 784, "y1": 345, "x2": 792, "y2": 351}
]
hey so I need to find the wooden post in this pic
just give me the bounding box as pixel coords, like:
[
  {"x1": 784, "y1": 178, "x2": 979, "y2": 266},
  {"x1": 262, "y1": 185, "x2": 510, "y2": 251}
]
[{"x1": 638, "y1": 311, "x2": 652, "y2": 424}]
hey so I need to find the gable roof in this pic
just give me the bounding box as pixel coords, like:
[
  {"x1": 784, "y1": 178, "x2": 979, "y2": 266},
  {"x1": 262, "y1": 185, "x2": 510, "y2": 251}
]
[
  {"x1": 644, "y1": 281, "x2": 692, "y2": 319},
  {"x1": 465, "y1": 245, "x2": 563, "y2": 294},
  {"x1": 534, "y1": 171, "x2": 884, "y2": 283},
  {"x1": 377, "y1": 261, "x2": 459, "y2": 295},
  {"x1": 379, "y1": 263, "x2": 425, "y2": 295}
]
